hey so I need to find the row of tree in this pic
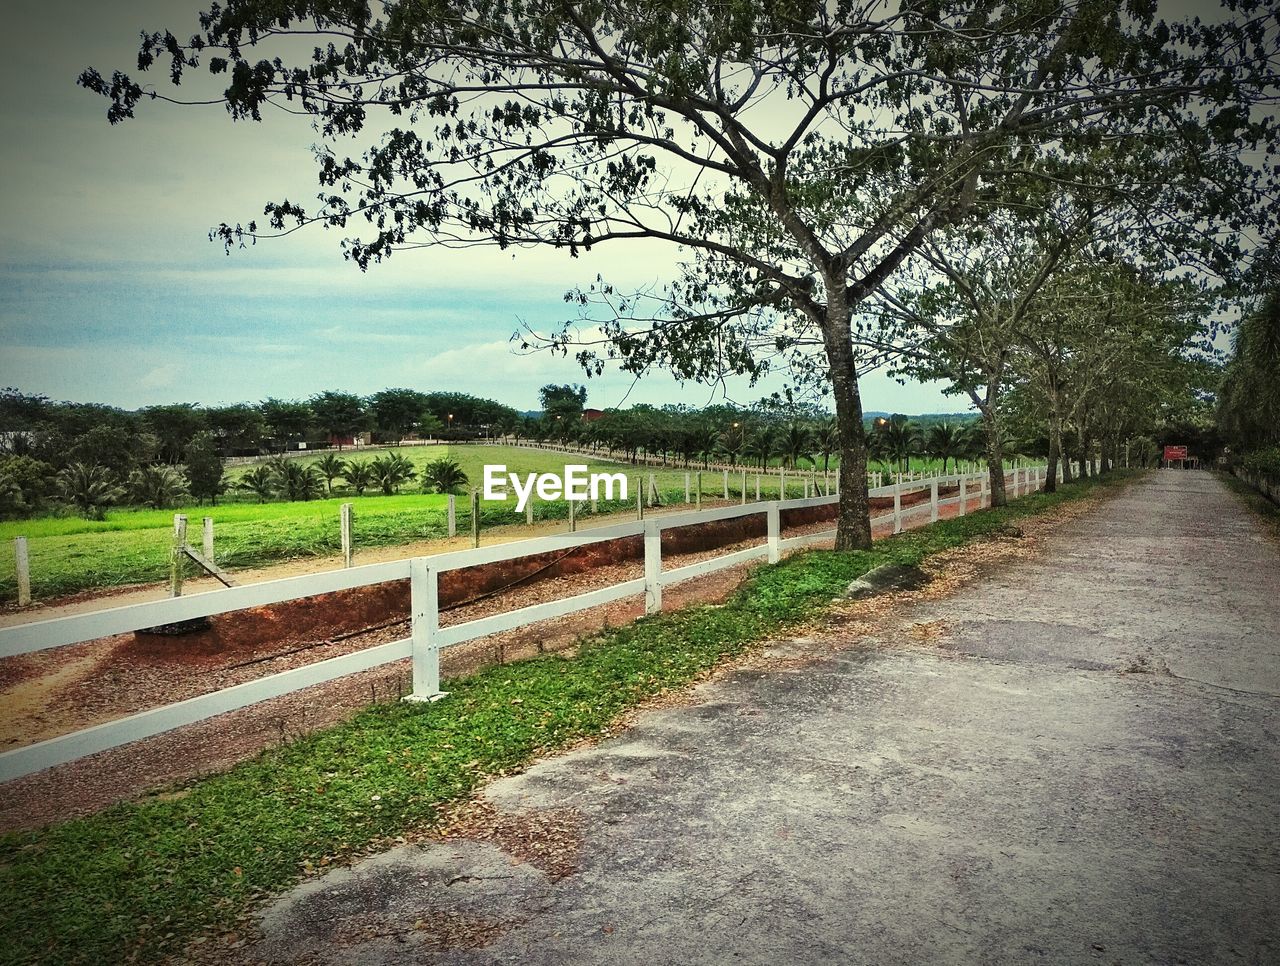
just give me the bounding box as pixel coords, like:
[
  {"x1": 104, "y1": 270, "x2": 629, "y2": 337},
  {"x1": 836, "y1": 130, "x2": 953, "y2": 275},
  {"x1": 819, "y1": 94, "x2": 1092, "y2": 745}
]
[
  {"x1": 82, "y1": 0, "x2": 1278, "y2": 548},
  {"x1": 20, "y1": 453, "x2": 476, "y2": 520},
  {"x1": 1217, "y1": 291, "x2": 1280, "y2": 480}
]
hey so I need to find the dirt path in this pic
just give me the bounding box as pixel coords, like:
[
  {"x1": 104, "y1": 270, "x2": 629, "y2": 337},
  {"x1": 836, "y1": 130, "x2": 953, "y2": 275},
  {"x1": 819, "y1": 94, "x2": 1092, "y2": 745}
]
[{"x1": 249, "y1": 470, "x2": 1280, "y2": 965}]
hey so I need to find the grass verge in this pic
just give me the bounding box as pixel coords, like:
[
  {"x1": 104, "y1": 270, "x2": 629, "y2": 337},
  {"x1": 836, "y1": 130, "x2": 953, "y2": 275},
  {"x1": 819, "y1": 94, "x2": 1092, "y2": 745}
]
[
  {"x1": 1218, "y1": 470, "x2": 1280, "y2": 533},
  {"x1": 0, "y1": 471, "x2": 1137, "y2": 964}
]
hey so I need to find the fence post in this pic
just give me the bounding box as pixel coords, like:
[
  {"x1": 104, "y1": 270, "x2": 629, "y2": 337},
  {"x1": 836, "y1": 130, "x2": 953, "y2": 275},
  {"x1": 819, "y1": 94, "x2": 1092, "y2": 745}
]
[
  {"x1": 723, "y1": 469, "x2": 729, "y2": 500},
  {"x1": 930, "y1": 480, "x2": 939, "y2": 523},
  {"x1": 447, "y1": 495, "x2": 456, "y2": 537},
  {"x1": 170, "y1": 514, "x2": 188, "y2": 597},
  {"x1": 741, "y1": 470, "x2": 747, "y2": 505},
  {"x1": 648, "y1": 472, "x2": 658, "y2": 506},
  {"x1": 780, "y1": 469, "x2": 787, "y2": 500},
  {"x1": 958, "y1": 476, "x2": 967, "y2": 517},
  {"x1": 755, "y1": 474, "x2": 761, "y2": 501},
  {"x1": 405, "y1": 557, "x2": 445, "y2": 702},
  {"x1": 14, "y1": 537, "x2": 30, "y2": 607},
  {"x1": 526, "y1": 497, "x2": 534, "y2": 525},
  {"x1": 767, "y1": 501, "x2": 781, "y2": 563},
  {"x1": 569, "y1": 497, "x2": 576, "y2": 532},
  {"x1": 340, "y1": 503, "x2": 354, "y2": 567},
  {"x1": 893, "y1": 486, "x2": 903, "y2": 535},
  {"x1": 471, "y1": 490, "x2": 481, "y2": 548},
  {"x1": 636, "y1": 478, "x2": 644, "y2": 520},
  {"x1": 644, "y1": 519, "x2": 662, "y2": 615},
  {"x1": 685, "y1": 472, "x2": 691, "y2": 504},
  {"x1": 202, "y1": 517, "x2": 214, "y2": 563},
  {"x1": 695, "y1": 472, "x2": 702, "y2": 511}
]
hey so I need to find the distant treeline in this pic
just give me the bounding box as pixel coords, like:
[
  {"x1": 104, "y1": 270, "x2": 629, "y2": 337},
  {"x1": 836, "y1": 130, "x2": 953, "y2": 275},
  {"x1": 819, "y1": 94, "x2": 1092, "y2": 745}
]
[{"x1": 0, "y1": 384, "x2": 980, "y2": 519}]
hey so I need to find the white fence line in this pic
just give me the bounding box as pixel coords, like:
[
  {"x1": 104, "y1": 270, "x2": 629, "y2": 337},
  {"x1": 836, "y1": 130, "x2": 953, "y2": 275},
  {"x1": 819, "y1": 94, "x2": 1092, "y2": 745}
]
[{"x1": 0, "y1": 466, "x2": 1045, "y2": 783}]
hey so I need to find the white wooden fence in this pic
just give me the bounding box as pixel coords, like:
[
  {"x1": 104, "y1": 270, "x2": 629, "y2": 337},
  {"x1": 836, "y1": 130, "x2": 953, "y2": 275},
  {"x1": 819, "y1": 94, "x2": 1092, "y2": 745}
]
[{"x1": 0, "y1": 466, "x2": 1046, "y2": 783}]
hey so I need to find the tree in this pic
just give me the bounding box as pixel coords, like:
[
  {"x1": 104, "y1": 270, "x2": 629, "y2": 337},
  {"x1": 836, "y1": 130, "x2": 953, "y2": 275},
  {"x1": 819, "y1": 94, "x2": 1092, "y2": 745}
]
[
  {"x1": 369, "y1": 452, "x2": 416, "y2": 495},
  {"x1": 58, "y1": 463, "x2": 124, "y2": 520},
  {"x1": 184, "y1": 431, "x2": 226, "y2": 504},
  {"x1": 309, "y1": 391, "x2": 368, "y2": 448},
  {"x1": 206, "y1": 403, "x2": 267, "y2": 455},
  {"x1": 780, "y1": 423, "x2": 815, "y2": 470},
  {"x1": 539, "y1": 384, "x2": 588, "y2": 422},
  {"x1": 1218, "y1": 290, "x2": 1280, "y2": 453},
  {"x1": 269, "y1": 457, "x2": 324, "y2": 501},
  {"x1": 127, "y1": 464, "x2": 190, "y2": 509},
  {"x1": 369, "y1": 389, "x2": 431, "y2": 444},
  {"x1": 923, "y1": 423, "x2": 967, "y2": 474},
  {"x1": 141, "y1": 403, "x2": 207, "y2": 465},
  {"x1": 83, "y1": 1, "x2": 1277, "y2": 548},
  {"x1": 314, "y1": 453, "x2": 347, "y2": 495},
  {"x1": 259, "y1": 398, "x2": 314, "y2": 452},
  {"x1": 0, "y1": 455, "x2": 55, "y2": 512},
  {"x1": 237, "y1": 465, "x2": 276, "y2": 503},
  {"x1": 420, "y1": 458, "x2": 469, "y2": 495},
  {"x1": 343, "y1": 460, "x2": 376, "y2": 496}
]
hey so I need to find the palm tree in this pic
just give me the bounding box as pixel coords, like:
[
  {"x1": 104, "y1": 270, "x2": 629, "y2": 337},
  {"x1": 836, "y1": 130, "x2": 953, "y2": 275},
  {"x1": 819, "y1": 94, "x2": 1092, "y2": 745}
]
[
  {"x1": 58, "y1": 463, "x2": 124, "y2": 520},
  {"x1": 717, "y1": 422, "x2": 747, "y2": 466},
  {"x1": 420, "y1": 458, "x2": 469, "y2": 494},
  {"x1": 688, "y1": 423, "x2": 720, "y2": 468},
  {"x1": 343, "y1": 459, "x2": 376, "y2": 496},
  {"x1": 315, "y1": 453, "x2": 346, "y2": 494},
  {"x1": 924, "y1": 422, "x2": 966, "y2": 473},
  {"x1": 780, "y1": 422, "x2": 815, "y2": 469},
  {"x1": 873, "y1": 417, "x2": 919, "y2": 474},
  {"x1": 269, "y1": 457, "x2": 325, "y2": 501},
  {"x1": 814, "y1": 417, "x2": 840, "y2": 471},
  {"x1": 369, "y1": 452, "x2": 416, "y2": 495},
  {"x1": 237, "y1": 465, "x2": 277, "y2": 503},
  {"x1": 745, "y1": 425, "x2": 779, "y2": 469},
  {"x1": 127, "y1": 464, "x2": 190, "y2": 509}
]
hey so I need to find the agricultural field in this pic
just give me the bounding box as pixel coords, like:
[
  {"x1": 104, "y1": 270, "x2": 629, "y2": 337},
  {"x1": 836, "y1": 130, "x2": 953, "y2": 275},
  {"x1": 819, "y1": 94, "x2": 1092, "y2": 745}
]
[{"x1": 0, "y1": 446, "x2": 830, "y2": 605}]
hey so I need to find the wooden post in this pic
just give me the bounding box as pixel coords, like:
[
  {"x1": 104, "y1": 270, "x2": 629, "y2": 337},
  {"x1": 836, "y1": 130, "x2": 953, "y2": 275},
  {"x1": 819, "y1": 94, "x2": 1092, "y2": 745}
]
[
  {"x1": 644, "y1": 519, "x2": 662, "y2": 615},
  {"x1": 755, "y1": 474, "x2": 761, "y2": 501},
  {"x1": 892, "y1": 486, "x2": 902, "y2": 535},
  {"x1": 767, "y1": 502, "x2": 781, "y2": 563},
  {"x1": 569, "y1": 497, "x2": 576, "y2": 532},
  {"x1": 202, "y1": 517, "x2": 214, "y2": 564},
  {"x1": 958, "y1": 476, "x2": 967, "y2": 517},
  {"x1": 635, "y1": 477, "x2": 644, "y2": 520},
  {"x1": 723, "y1": 469, "x2": 729, "y2": 500},
  {"x1": 170, "y1": 514, "x2": 188, "y2": 597},
  {"x1": 526, "y1": 497, "x2": 534, "y2": 525},
  {"x1": 471, "y1": 490, "x2": 480, "y2": 548},
  {"x1": 405, "y1": 557, "x2": 445, "y2": 702},
  {"x1": 340, "y1": 503, "x2": 354, "y2": 568},
  {"x1": 447, "y1": 494, "x2": 456, "y2": 537},
  {"x1": 14, "y1": 537, "x2": 30, "y2": 607},
  {"x1": 780, "y1": 469, "x2": 787, "y2": 500},
  {"x1": 695, "y1": 472, "x2": 702, "y2": 511},
  {"x1": 685, "y1": 472, "x2": 691, "y2": 504},
  {"x1": 741, "y1": 469, "x2": 747, "y2": 505},
  {"x1": 930, "y1": 480, "x2": 939, "y2": 523}
]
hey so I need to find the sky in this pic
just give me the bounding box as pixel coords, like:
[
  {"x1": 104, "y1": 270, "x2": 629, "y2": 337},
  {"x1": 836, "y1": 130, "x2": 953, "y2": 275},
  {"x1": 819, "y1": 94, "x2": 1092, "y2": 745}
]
[{"x1": 0, "y1": 1, "x2": 975, "y2": 416}]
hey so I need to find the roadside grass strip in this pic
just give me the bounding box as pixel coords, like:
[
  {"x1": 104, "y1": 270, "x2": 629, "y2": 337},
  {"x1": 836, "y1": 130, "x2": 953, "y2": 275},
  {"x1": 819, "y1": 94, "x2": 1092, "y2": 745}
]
[{"x1": 0, "y1": 472, "x2": 1136, "y2": 965}]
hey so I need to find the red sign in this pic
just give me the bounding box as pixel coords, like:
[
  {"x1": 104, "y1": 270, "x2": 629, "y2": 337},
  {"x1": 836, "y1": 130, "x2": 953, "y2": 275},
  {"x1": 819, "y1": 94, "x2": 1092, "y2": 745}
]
[{"x1": 1164, "y1": 445, "x2": 1188, "y2": 461}]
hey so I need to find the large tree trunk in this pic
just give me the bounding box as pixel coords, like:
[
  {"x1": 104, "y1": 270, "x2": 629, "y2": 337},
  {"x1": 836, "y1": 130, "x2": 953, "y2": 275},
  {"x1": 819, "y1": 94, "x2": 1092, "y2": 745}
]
[
  {"x1": 1044, "y1": 379, "x2": 1062, "y2": 494},
  {"x1": 822, "y1": 302, "x2": 873, "y2": 550},
  {"x1": 981, "y1": 407, "x2": 1009, "y2": 507}
]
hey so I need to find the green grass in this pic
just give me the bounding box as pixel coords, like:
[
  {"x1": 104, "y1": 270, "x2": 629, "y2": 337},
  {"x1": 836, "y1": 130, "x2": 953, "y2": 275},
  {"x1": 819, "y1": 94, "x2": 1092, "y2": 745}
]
[
  {"x1": 0, "y1": 470, "x2": 1136, "y2": 965},
  {"x1": 0, "y1": 445, "x2": 1026, "y2": 604},
  {"x1": 0, "y1": 447, "x2": 756, "y2": 603}
]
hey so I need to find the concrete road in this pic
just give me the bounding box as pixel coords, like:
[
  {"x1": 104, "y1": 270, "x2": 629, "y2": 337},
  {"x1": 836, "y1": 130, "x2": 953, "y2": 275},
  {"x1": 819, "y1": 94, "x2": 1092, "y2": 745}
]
[{"x1": 255, "y1": 471, "x2": 1280, "y2": 966}]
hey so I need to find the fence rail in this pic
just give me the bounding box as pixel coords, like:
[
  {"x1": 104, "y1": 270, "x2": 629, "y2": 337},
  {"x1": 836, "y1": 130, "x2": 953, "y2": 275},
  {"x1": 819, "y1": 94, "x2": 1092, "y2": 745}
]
[{"x1": 0, "y1": 466, "x2": 1047, "y2": 783}]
